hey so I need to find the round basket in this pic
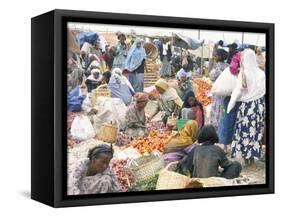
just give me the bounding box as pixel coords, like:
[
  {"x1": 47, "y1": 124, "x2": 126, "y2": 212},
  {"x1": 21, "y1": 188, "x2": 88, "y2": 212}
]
[
  {"x1": 144, "y1": 42, "x2": 159, "y2": 61},
  {"x1": 98, "y1": 122, "x2": 118, "y2": 143},
  {"x1": 91, "y1": 84, "x2": 111, "y2": 106},
  {"x1": 126, "y1": 151, "x2": 164, "y2": 183},
  {"x1": 156, "y1": 161, "x2": 190, "y2": 190}
]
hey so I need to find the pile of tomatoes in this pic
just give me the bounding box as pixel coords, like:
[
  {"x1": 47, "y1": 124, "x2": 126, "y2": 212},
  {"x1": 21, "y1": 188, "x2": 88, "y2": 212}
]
[
  {"x1": 192, "y1": 79, "x2": 213, "y2": 106},
  {"x1": 125, "y1": 131, "x2": 171, "y2": 155}
]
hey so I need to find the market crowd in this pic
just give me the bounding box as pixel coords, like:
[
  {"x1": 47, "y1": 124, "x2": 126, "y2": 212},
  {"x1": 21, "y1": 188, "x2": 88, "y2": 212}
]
[{"x1": 67, "y1": 31, "x2": 266, "y2": 195}]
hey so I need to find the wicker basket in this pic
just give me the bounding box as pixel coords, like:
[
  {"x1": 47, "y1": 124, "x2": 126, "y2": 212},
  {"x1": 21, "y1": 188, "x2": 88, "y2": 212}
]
[
  {"x1": 144, "y1": 42, "x2": 159, "y2": 61},
  {"x1": 167, "y1": 113, "x2": 178, "y2": 129},
  {"x1": 91, "y1": 84, "x2": 111, "y2": 106},
  {"x1": 156, "y1": 161, "x2": 190, "y2": 190},
  {"x1": 126, "y1": 151, "x2": 164, "y2": 183},
  {"x1": 98, "y1": 122, "x2": 118, "y2": 143}
]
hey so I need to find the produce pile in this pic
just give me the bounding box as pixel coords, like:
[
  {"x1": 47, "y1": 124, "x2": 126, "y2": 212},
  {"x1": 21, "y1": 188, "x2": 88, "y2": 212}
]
[
  {"x1": 129, "y1": 175, "x2": 159, "y2": 191},
  {"x1": 110, "y1": 159, "x2": 136, "y2": 192},
  {"x1": 124, "y1": 131, "x2": 171, "y2": 154},
  {"x1": 115, "y1": 132, "x2": 133, "y2": 147},
  {"x1": 146, "y1": 121, "x2": 171, "y2": 133},
  {"x1": 192, "y1": 78, "x2": 213, "y2": 106}
]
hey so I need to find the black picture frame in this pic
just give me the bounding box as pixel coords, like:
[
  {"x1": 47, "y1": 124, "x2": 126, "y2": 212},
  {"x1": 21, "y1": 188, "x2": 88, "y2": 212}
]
[{"x1": 31, "y1": 9, "x2": 274, "y2": 207}]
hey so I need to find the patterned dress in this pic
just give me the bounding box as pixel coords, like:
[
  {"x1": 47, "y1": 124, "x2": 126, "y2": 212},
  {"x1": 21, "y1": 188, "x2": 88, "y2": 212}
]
[
  {"x1": 231, "y1": 97, "x2": 265, "y2": 159},
  {"x1": 209, "y1": 62, "x2": 229, "y2": 132},
  {"x1": 68, "y1": 159, "x2": 121, "y2": 195}
]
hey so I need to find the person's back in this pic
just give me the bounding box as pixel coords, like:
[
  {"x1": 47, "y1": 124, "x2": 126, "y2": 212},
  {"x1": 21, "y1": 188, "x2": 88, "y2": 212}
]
[{"x1": 192, "y1": 143, "x2": 228, "y2": 178}]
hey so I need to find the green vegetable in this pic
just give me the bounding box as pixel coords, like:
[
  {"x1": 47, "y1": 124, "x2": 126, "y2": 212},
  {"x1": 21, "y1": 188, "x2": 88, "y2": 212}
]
[{"x1": 129, "y1": 175, "x2": 159, "y2": 192}]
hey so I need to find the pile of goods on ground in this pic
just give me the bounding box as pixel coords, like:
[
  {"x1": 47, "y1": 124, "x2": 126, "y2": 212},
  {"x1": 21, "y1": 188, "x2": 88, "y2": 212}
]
[
  {"x1": 115, "y1": 132, "x2": 133, "y2": 147},
  {"x1": 129, "y1": 175, "x2": 159, "y2": 191},
  {"x1": 146, "y1": 121, "x2": 171, "y2": 133},
  {"x1": 192, "y1": 78, "x2": 213, "y2": 106},
  {"x1": 110, "y1": 159, "x2": 136, "y2": 192},
  {"x1": 124, "y1": 131, "x2": 172, "y2": 154}
]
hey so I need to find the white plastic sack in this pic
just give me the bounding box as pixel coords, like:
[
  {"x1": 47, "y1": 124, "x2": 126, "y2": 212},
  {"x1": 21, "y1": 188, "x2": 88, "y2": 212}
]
[
  {"x1": 93, "y1": 98, "x2": 128, "y2": 135},
  {"x1": 81, "y1": 93, "x2": 93, "y2": 113},
  {"x1": 227, "y1": 71, "x2": 243, "y2": 113},
  {"x1": 211, "y1": 67, "x2": 238, "y2": 96},
  {"x1": 70, "y1": 115, "x2": 94, "y2": 141}
]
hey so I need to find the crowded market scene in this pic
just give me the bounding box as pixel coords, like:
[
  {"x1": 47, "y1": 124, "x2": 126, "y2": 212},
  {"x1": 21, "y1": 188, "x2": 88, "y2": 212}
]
[{"x1": 66, "y1": 22, "x2": 266, "y2": 195}]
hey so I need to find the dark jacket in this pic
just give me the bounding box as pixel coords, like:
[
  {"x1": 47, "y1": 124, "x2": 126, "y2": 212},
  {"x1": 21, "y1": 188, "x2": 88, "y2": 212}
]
[
  {"x1": 159, "y1": 43, "x2": 172, "y2": 61},
  {"x1": 179, "y1": 141, "x2": 235, "y2": 178}
]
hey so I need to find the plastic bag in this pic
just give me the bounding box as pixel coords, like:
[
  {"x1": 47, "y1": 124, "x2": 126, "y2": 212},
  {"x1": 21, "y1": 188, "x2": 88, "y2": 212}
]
[
  {"x1": 70, "y1": 115, "x2": 94, "y2": 141},
  {"x1": 211, "y1": 67, "x2": 238, "y2": 96},
  {"x1": 93, "y1": 98, "x2": 128, "y2": 136},
  {"x1": 81, "y1": 93, "x2": 93, "y2": 113}
]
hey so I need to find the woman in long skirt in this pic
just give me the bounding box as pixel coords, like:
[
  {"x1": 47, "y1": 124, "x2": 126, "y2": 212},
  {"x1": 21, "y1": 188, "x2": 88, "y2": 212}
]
[{"x1": 230, "y1": 49, "x2": 266, "y2": 169}]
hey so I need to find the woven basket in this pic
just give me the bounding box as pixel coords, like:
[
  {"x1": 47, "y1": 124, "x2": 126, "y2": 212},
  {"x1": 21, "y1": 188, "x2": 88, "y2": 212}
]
[
  {"x1": 167, "y1": 113, "x2": 178, "y2": 129},
  {"x1": 156, "y1": 161, "x2": 190, "y2": 190},
  {"x1": 98, "y1": 122, "x2": 118, "y2": 143},
  {"x1": 186, "y1": 177, "x2": 227, "y2": 188},
  {"x1": 126, "y1": 151, "x2": 164, "y2": 183},
  {"x1": 144, "y1": 42, "x2": 158, "y2": 61},
  {"x1": 91, "y1": 84, "x2": 111, "y2": 105}
]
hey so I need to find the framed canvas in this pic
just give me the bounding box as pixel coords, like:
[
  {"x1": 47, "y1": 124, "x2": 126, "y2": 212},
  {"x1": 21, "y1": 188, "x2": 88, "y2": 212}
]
[{"x1": 31, "y1": 9, "x2": 274, "y2": 207}]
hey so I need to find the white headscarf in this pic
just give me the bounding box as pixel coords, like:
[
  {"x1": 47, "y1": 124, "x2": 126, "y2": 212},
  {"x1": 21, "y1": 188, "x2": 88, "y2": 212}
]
[
  {"x1": 111, "y1": 68, "x2": 135, "y2": 94},
  {"x1": 227, "y1": 49, "x2": 266, "y2": 113},
  {"x1": 87, "y1": 68, "x2": 102, "y2": 82},
  {"x1": 239, "y1": 49, "x2": 265, "y2": 102}
]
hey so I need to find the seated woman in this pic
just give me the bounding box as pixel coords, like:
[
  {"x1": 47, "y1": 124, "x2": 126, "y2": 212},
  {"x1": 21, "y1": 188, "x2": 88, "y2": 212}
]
[
  {"x1": 124, "y1": 92, "x2": 149, "y2": 138},
  {"x1": 163, "y1": 110, "x2": 199, "y2": 165},
  {"x1": 148, "y1": 79, "x2": 183, "y2": 125},
  {"x1": 180, "y1": 91, "x2": 204, "y2": 128},
  {"x1": 68, "y1": 144, "x2": 121, "y2": 195},
  {"x1": 108, "y1": 68, "x2": 135, "y2": 106},
  {"x1": 178, "y1": 125, "x2": 242, "y2": 179},
  {"x1": 85, "y1": 68, "x2": 103, "y2": 92}
]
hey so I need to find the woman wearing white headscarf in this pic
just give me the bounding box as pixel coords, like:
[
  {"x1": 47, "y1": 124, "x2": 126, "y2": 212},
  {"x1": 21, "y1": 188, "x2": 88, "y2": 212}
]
[
  {"x1": 230, "y1": 49, "x2": 266, "y2": 169},
  {"x1": 85, "y1": 68, "x2": 102, "y2": 92},
  {"x1": 108, "y1": 68, "x2": 135, "y2": 106}
]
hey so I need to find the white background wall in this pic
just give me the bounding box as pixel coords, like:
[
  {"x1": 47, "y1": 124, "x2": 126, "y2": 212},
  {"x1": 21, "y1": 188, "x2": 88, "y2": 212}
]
[{"x1": 0, "y1": 0, "x2": 279, "y2": 216}]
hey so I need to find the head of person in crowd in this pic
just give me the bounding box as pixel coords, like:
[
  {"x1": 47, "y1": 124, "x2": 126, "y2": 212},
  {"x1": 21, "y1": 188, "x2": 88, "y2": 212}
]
[
  {"x1": 91, "y1": 68, "x2": 102, "y2": 80},
  {"x1": 93, "y1": 40, "x2": 100, "y2": 49},
  {"x1": 182, "y1": 64, "x2": 189, "y2": 73},
  {"x1": 183, "y1": 91, "x2": 200, "y2": 108},
  {"x1": 102, "y1": 71, "x2": 111, "y2": 84},
  {"x1": 87, "y1": 144, "x2": 114, "y2": 174},
  {"x1": 256, "y1": 47, "x2": 262, "y2": 55},
  {"x1": 134, "y1": 92, "x2": 149, "y2": 110},
  {"x1": 118, "y1": 33, "x2": 126, "y2": 45},
  {"x1": 89, "y1": 60, "x2": 101, "y2": 70},
  {"x1": 214, "y1": 49, "x2": 228, "y2": 62},
  {"x1": 155, "y1": 79, "x2": 169, "y2": 94},
  {"x1": 198, "y1": 125, "x2": 219, "y2": 144},
  {"x1": 228, "y1": 43, "x2": 238, "y2": 53},
  {"x1": 122, "y1": 68, "x2": 130, "y2": 79},
  {"x1": 80, "y1": 50, "x2": 87, "y2": 59},
  {"x1": 218, "y1": 40, "x2": 224, "y2": 47},
  {"x1": 135, "y1": 38, "x2": 144, "y2": 48}
]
